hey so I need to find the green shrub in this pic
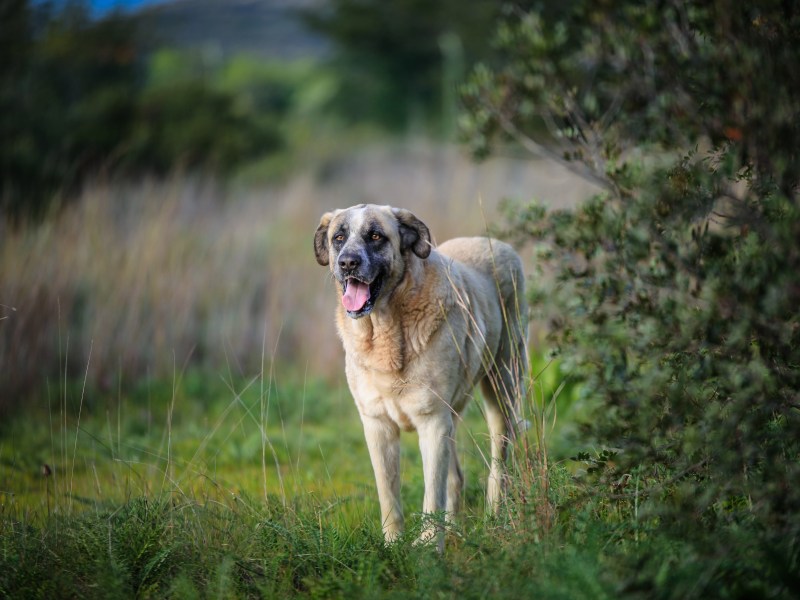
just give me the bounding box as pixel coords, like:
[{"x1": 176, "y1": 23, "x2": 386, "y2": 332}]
[
  {"x1": 462, "y1": 0, "x2": 800, "y2": 595},
  {"x1": 303, "y1": 0, "x2": 502, "y2": 132}
]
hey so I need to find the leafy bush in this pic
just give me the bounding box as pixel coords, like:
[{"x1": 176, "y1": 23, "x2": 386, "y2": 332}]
[{"x1": 462, "y1": 0, "x2": 800, "y2": 594}]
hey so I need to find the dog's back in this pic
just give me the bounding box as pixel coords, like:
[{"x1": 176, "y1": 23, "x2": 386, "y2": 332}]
[
  {"x1": 437, "y1": 236, "x2": 528, "y2": 508},
  {"x1": 437, "y1": 237, "x2": 525, "y2": 319}
]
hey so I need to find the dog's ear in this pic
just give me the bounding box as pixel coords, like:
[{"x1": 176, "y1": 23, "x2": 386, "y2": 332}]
[
  {"x1": 314, "y1": 212, "x2": 335, "y2": 266},
  {"x1": 392, "y1": 208, "x2": 431, "y2": 259}
]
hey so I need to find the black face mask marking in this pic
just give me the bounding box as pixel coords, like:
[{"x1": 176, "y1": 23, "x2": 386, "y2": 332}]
[{"x1": 332, "y1": 219, "x2": 393, "y2": 319}]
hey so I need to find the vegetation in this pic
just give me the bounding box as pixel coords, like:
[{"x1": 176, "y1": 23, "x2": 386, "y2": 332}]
[
  {"x1": 0, "y1": 146, "x2": 559, "y2": 412},
  {"x1": 0, "y1": 349, "x2": 588, "y2": 599},
  {"x1": 462, "y1": 0, "x2": 800, "y2": 595},
  {"x1": 302, "y1": 0, "x2": 502, "y2": 132},
  {"x1": 0, "y1": 1, "x2": 334, "y2": 219},
  {"x1": 1, "y1": 0, "x2": 508, "y2": 219},
  {"x1": 1, "y1": 0, "x2": 141, "y2": 217},
  {"x1": 2, "y1": 0, "x2": 798, "y2": 597}
]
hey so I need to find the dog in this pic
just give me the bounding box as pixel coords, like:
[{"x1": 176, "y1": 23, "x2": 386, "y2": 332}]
[{"x1": 314, "y1": 204, "x2": 527, "y2": 551}]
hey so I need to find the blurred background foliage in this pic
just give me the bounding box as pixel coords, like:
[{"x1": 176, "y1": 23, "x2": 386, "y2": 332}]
[
  {"x1": 302, "y1": 0, "x2": 502, "y2": 133},
  {"x1": 1, "y1": 0, "x2": 799, "y2": 595},
  {"x1": 1, "y1": 0, "x2": 315, "y2": 217},
  {"x1": 3, "y1": 0, "x2": 588, "y2": 405},
  {"x1": 0, "y1": 0, "x2": 510, "y2": 219}
]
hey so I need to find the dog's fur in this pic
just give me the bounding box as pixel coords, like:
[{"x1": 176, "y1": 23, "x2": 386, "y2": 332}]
[{"x1": 314, "y1": 204, "x2": 527, "y2": 551}]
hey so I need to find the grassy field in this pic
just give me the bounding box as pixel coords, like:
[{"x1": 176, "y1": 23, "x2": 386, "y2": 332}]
[
  {"x1": 0, "y1": 148, "x2": 629, "y2": 598},
  {"x1": 1, "y1": 360, "x2": 607, "y2": 599},
  {"x1": 1, "y1": 340, "x2": 599, "y2": 598}
]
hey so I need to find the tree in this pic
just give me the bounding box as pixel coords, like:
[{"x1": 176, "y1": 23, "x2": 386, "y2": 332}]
[
  {"x1": 462, "y1": 1, "x2": 800, "y2": 594},
  {"x1": 1, "y1": 1, "x2": 142, "y2": 218},
  {"x1": 0, "y1": 1, "x2": 288, "y2": 219},
  {"x1": 303, "y1": 0, "x2": 502, "y2": 131}
]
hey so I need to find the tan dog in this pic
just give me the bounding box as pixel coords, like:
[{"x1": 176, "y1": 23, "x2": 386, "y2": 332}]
[{"x1": 314, "y1": 204, "x2": 527, "y2": 551}]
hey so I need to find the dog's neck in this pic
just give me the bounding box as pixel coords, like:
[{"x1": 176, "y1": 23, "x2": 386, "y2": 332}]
[{"x1": 336, "y1": 250, "x2": 453, "y2": 373}]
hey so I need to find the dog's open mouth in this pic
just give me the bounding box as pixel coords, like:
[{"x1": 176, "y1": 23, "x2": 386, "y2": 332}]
[{"x1": 341, "y1": 275, "x2": 384, "y2": 318}]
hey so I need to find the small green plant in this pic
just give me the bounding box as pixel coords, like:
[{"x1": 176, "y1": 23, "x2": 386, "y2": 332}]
[{"x1": 571, "y1": 450, "x2": 617, "y2": 475}]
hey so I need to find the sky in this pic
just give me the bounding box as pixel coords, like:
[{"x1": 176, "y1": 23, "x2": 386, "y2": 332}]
[
  {"x1": 90, "y1": 0, "x2": 166, "y2": 13},
  {"x1": 32, "y1": 0, "x2": 170, "y2": 16}
]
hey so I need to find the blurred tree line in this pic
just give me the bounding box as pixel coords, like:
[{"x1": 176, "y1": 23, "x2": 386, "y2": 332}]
[
  {"x1": 302, "y1": 0, "x2": 503, "y2": 132},
  {"x1": 0, "y1": 1, "x2": 290, "y2": 218},
  {"x1": 1, "y1": 0, "x2": 510, "y2": 220},
  {"x1": 462, "y1": 0, "x2": 799, "y2": 595}
]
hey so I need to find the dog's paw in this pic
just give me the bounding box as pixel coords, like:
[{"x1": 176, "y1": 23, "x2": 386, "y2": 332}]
[{"x1": 413, "y1": 528, "x2": 444, "y2": 553}]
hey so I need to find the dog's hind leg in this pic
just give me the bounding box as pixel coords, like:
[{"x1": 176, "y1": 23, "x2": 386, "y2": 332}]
[
  {"x1": 481, "y1": 378, "x2": 511, "y2": 514},
  {"x1": 446, "y1": 434, "x2": 464, "y2": 518},
  {"x1": 481, "y1": 323, "x2": 528, "y2": 513}
]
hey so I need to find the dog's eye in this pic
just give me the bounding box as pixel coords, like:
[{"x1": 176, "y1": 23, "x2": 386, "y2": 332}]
[
  {"x1": 371, "y1": 233, "x2": 382, "y2": 241},
  {"x1": 334, "y1": 234, "x2": 345, "y2": 242}
]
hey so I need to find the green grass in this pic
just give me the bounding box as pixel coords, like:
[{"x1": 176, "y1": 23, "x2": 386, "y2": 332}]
[
  {"x1": 2, "y1": 369, "x2": 361, "y2": 518},
  {"x1": 0, "y1": 167, "x2": 633, "y2": 599},
  {"x1": 1, "y1": 488, "x2": 623, "y2": 599},
  {"x1": 0, "y1": 358, "x2": 623, "y2": 599},
  {"x1": 2, "y1": 362, "x2": 789, "y2": 598}
]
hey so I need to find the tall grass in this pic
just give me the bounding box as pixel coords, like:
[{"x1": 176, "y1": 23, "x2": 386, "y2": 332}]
[
  {"x1": 0, "y1": 140, "x2": 597, "y2": 410},
  {"x1": 0, "y1": 317, "x2": 615, "y2": 599},
  {"x1": 0, "y1": 315, "x2": 600, "y2": 598},
  {"x1": 0, "y1": 142, "x2": 613, "y2": 597}
]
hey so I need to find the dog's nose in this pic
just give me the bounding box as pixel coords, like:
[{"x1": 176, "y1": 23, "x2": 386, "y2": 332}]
[{"x1": 338, "y1": 252, "x2": 361, "y2": 271}]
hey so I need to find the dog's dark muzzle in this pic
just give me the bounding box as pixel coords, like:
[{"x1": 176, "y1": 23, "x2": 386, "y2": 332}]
[{"x1": 335, "y1": 251, "x2": 385, "y2": 319}]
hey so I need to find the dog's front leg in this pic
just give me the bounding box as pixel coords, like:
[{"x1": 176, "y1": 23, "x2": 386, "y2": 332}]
[
  {"x1": 416, "y1": 415, "x2": 453, "y2": 552},
  {"x1": 361, "y1": 415, "x2": 404, "y2": 542}
]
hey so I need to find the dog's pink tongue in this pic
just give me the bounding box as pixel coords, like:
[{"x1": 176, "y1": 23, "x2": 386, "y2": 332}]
[{"x1": 342, "y1": 280, "x2": 370, "y2": 311}]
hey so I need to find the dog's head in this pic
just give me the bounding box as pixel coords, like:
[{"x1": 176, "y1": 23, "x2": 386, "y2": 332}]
[{"x1": 314, "y1": 204, "x2": 431, "y2": 319}]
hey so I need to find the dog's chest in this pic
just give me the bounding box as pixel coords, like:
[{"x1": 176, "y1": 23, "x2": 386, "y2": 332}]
[
  {"x1": 345, "y1": 364, "x2": 434, "y2": 432},
  {"x1": 371, "y1": 394, "x2": 417, "y2": 432}
]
